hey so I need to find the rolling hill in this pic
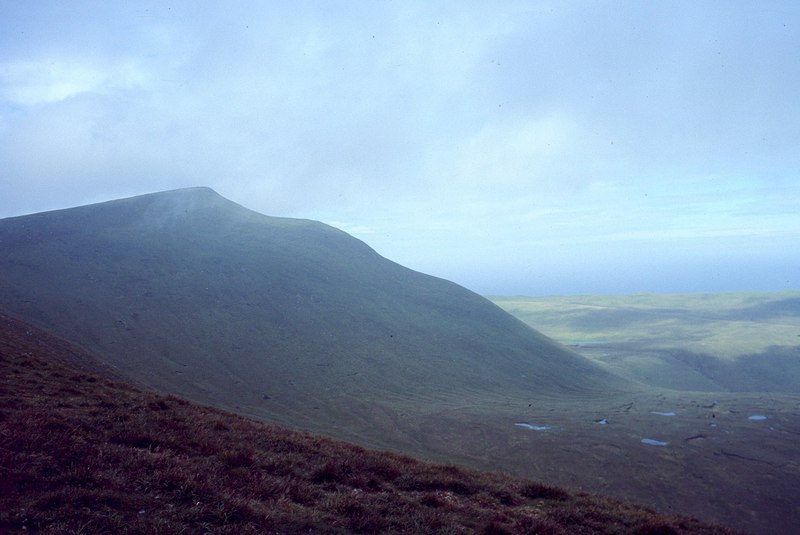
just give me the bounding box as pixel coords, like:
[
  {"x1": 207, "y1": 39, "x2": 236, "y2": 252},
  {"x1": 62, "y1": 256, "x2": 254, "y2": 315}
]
[
  {"x1": 0, "y1": 187, "x2": 625, "y2": 443},
  {"x1": 490, "y1": 293, "x2": 800, "y2": 392}
]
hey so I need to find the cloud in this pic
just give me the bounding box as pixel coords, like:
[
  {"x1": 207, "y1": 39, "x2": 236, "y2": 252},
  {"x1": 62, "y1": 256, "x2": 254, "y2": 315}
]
[
  {"x1": 448, "y1": 114, "x2": 577, "y2": 190},
  {"x1": 0, "y1": 57, "x2": 149, "y2": 106},
  {"x1": 325, "y1": 221, "x2": 377, "y2": 235},
  {"x1": 0, "y1": 2, "x2": 798, "y2": 294}
]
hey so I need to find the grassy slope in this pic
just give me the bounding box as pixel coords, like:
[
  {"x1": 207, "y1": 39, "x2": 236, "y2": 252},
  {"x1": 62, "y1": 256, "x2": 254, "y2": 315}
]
[
  {"x1": 0, "y1": 313, "x2": 735, "y2": 535},
  {"x1": 0, "y1": 188, "x2": 626, "y2": 444},
  {"x1": 490, "y1": 293, "x2": 800, "y2": 392}
]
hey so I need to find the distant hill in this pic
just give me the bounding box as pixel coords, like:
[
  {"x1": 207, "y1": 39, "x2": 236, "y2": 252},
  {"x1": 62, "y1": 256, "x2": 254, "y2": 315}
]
[
  {"x1": 0, "y1": 312, "x2": 737, "y2": 534},
  {"x1": 491, "y1": 293, "x2": 800, "y2": 392},
  {"x1": 0, "y1": 187, "x2": 626, "y2": 443}
]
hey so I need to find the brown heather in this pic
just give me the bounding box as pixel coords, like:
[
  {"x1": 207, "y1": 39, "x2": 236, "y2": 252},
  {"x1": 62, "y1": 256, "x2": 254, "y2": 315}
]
[{"x1": 0, "y1": 314, "x2": 739, "y2": 534}]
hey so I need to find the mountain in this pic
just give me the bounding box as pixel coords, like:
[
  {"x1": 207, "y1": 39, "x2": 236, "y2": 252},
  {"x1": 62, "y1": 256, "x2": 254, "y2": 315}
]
[
  {"x1": 0, "y1": 312, "x2": 735, "y2": 534},
  {"x1": 3, "y1": 188, "x2": 799, "y2": 534},
  {"x1": 0, "y1": 187, "x2": 626, "y2": 443}
]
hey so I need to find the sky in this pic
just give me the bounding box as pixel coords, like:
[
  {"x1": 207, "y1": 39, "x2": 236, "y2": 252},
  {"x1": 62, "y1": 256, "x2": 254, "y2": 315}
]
[{"x1": 1, "y1": 1, "x2": 799, "y2": 296}]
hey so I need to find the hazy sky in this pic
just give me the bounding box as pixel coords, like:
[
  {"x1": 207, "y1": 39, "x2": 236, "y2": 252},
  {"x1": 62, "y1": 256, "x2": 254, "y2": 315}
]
[{"x1": 1, "y1": 1, "x2": 799, "y2": 295}]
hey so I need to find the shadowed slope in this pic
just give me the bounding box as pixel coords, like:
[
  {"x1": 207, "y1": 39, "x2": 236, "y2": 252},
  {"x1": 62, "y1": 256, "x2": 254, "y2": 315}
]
[
  {"x1": 0, "y1": 312, "x2": 737, "y2": 534},
  {"x1": 0, "y1": 188, "x2": 626, "y2": 440}
]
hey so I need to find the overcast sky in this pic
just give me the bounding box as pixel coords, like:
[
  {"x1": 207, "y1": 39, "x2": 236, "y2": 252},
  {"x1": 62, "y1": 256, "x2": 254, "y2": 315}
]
[{"x1": 1, "y1": 1, "x2": 798, "y2": 295}]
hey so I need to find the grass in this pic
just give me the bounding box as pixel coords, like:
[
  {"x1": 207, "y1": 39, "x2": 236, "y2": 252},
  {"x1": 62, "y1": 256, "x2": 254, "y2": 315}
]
[
  {"x1": 490, "y1": 292, "x2": 800, "y2": 392},
  {"x1": 0, "y1": 312, "x2": 737, "y2": 534}
]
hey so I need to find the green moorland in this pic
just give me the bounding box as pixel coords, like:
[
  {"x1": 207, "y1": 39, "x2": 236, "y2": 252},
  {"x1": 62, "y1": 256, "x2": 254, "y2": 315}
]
[
  {"x1": 0, "y1": 313, "x2": 736, "y2": 535},
  {"x1": 489, "y1": 293, "x2": 800, "y2": 392}
]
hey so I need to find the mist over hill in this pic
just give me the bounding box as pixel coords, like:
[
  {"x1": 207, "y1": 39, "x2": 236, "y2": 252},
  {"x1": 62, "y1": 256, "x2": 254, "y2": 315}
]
[{"x1": 0, "y1": 187, "x2": 625, "y2": 441}]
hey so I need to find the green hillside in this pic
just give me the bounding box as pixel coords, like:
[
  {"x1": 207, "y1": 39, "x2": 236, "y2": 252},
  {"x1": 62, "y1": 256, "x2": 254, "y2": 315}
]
[{"x1": 0, "y1": 188, "x2": 625, "y2": 443}]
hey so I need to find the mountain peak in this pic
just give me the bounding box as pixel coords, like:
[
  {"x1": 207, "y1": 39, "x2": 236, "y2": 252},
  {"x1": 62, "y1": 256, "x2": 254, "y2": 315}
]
[{"x1": 99, "y1": 186, "x2": 234, "y2": 216}]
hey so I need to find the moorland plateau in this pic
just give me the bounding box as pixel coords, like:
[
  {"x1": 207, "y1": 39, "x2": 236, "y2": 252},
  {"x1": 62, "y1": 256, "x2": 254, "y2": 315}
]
[
  {"x1": 1, "y1": 188, "x2": 798, "y2": 534},
  {"x1": 491, "y1": 293, "x2": 800, "y2": 393}
]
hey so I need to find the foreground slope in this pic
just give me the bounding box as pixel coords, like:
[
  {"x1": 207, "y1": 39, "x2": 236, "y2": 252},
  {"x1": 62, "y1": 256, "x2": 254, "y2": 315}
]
[
  {"x1": 0, "y1": 312, "x2": 737, "y2": 534},
  {"x1": 0, "y1": 187, "x2": 624, "y2": 439}
]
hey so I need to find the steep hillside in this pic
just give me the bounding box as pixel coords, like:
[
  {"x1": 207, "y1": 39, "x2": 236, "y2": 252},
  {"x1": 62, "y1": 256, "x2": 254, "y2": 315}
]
[
  {"x1": 0, "y1": 312, "x2": 737, "y2": 535},
  {"x1": 0, "y1": 187, "x2": 626, "y2": 440}
]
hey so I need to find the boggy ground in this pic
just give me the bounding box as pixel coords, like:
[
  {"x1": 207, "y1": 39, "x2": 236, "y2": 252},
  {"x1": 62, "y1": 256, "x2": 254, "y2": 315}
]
[
  {"x1": 399, "y1": 390, "x2": 800, "y2": 535},
  {"x1": 0, "y1": 313, "x2": 737, "y2": 535},
  {"x1": 248, "y1": 363, "x2": 800, "y2": 534},
  {"x1": 459, "y1": 292, "x2": 800, "y2": 534}
]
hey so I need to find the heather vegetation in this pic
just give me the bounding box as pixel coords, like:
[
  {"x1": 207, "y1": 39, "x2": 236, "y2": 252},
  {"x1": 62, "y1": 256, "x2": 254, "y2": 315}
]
[{"x1": 0, "y1": 313, "x2": 736, "y2": 534}]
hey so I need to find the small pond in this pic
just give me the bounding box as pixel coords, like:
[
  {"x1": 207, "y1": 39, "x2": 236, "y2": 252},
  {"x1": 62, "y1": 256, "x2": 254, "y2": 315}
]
[{"x1": 514, "y1": 423, "x2": 550, "y2": 431}]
